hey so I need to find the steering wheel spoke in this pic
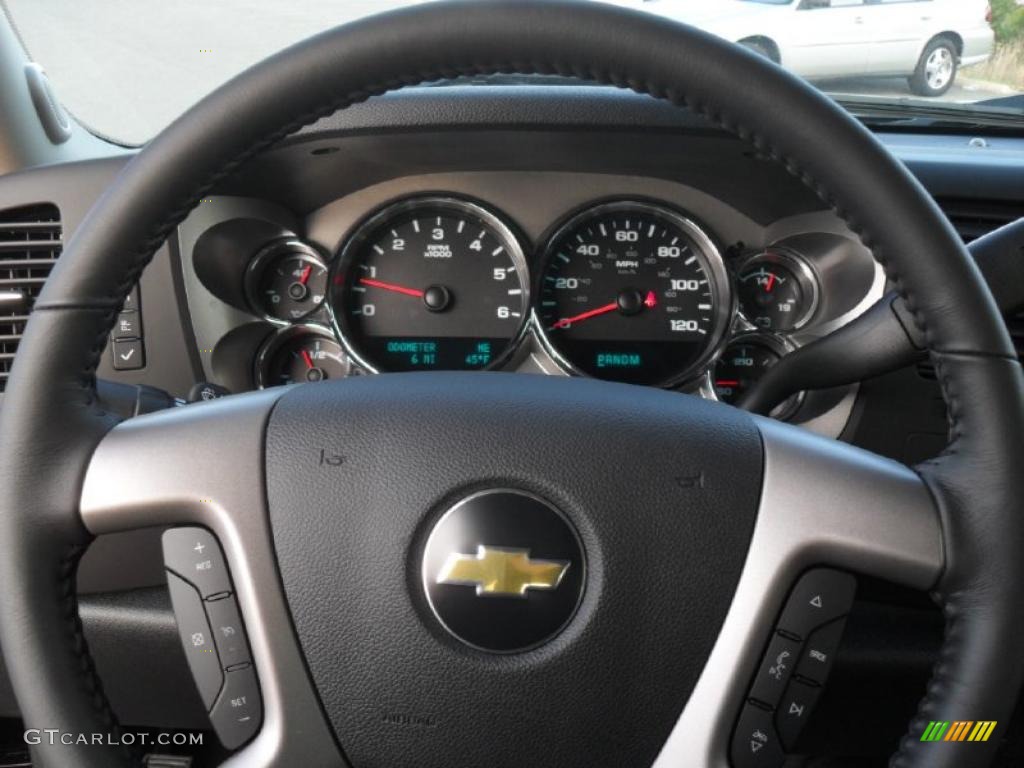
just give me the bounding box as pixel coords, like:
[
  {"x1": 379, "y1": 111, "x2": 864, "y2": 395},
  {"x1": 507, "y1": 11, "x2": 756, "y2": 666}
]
[
  {"x1": 655, "y1": 417, "x2": 943, "y2": 766},
  {"x1": 80, "y1": 390, "x2": 343, "y2": 767}
]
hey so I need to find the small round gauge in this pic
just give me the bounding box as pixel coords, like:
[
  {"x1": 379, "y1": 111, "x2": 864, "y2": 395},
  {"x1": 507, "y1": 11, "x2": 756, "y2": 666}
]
[
  {"x1": 713, "y1": 334, "x2": 802, "y2": 419},
  {"x1": 256, "y1": 326, "x2": 349, "y2": 388},
  {"x1": 246, "y1": 240, "x2": 329, "y2": 323},
  {"x1": 736, "y1": 250, "x2": 819, "y2": 332},
  {"x1": 534, "y1": 201, "x2": 732, "y2": 387},
  {"x1": 331, "y1": 196, "x2": 530, "y2": 372}
]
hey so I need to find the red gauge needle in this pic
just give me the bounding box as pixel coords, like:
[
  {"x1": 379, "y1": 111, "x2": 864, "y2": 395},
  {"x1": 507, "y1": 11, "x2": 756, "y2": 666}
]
[
  {"x1": 298, "y1": 265, "x2": 312, "y2": 286},
  {"x1": 300, "y1": 350, "x2": 315, "y2": 370},
  {"x1": 715, "y1": 379, "x2": 740, "y2": 387},
  {"x1": 359, "y1": 277, "x2": 425, "y2": 298},
  {"x1": 550, "y1": 302, "x2": 619, "y2": 330},
  {"x1": 764, "y1": 273, "x2": 776, "y2": 292}
]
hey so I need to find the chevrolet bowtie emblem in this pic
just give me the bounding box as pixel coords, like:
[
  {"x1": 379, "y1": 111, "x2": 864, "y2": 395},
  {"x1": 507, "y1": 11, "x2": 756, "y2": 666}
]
[{"x1": 436, "y1": 546, "x2": 570, "y2": 597}]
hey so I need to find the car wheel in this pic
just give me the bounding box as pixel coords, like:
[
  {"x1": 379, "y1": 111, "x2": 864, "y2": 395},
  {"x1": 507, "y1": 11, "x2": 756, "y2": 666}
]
[{"x1": 909, "y1": 37, "x2": 958, "y2": 97}]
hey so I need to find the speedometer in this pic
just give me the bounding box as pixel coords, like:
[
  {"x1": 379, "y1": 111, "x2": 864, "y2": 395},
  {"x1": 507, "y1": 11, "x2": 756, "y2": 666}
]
[
  {"x1": 330, "y1": 197, "x2": 530, "y2": 372},
  {"x1": 534, "y1": 201, "x2": 732, "y2": 386}
]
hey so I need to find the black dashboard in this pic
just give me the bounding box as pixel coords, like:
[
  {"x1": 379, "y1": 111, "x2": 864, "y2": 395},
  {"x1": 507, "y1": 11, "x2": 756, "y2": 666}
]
[{"x1": 1, "y1": 85, "x2": 1023, "y2": 750}]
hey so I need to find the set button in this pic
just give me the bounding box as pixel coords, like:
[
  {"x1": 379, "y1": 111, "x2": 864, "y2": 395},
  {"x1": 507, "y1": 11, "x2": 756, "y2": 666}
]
[{"x1": 209, "y1": 665, "x2": 263, "y2": 750}]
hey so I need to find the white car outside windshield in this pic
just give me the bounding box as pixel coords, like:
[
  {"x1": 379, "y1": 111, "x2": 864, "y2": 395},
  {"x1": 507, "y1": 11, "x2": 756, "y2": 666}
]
[
  {"x1": 2, "y1": 0, "x2": 1022, "y2": 145},
  {"x1": 618, "y1": 0, "x2": 993, "y2": 97}
]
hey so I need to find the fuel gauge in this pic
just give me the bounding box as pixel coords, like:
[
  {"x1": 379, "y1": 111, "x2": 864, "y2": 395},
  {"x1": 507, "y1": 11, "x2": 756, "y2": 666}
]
[
  {"x1": 256, "y1": 326, "x2": 349, "y2": 388},
  {"x1": 737, "y1": 250, "x2": 819, "y2": 332}
]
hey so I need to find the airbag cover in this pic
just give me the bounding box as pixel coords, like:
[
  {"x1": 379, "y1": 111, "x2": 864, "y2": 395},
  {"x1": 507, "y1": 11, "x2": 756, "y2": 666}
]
[{"x1": 265, "y1": 372, "x2": 762, "y2": 767}]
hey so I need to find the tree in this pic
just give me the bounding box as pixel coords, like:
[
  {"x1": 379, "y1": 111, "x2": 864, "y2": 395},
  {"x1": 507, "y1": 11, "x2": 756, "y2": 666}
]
[{"x1": 990, "y1": 0, "x2": 1024, "y2": 43}]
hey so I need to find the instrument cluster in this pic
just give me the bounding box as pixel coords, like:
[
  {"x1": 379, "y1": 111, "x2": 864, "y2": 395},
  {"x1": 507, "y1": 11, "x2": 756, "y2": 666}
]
[{"x1": 196, "y1": 193, "x2": 861, "y2": 422}]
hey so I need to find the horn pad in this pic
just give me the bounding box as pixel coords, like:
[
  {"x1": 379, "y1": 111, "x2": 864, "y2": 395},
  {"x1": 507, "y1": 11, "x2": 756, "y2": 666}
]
[
  {"x1": 265, "y1": 373, "x2": 762, "y2": 768},
  {"x1": 422, "y1": 488, "x2": 586, "y2": 653}
]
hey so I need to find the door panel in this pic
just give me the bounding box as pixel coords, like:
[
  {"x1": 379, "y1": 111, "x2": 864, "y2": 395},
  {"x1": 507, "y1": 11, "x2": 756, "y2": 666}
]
[
  {"x1": 862, "y1": 0, "x2": 934, "y2": 74},
  {"x1": 784, "y1": 1, "x2": 870, "y2": 79}
]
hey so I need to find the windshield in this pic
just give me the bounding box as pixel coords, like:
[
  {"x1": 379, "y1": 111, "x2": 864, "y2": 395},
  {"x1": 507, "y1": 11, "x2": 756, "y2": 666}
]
[{"x1": 3, "y1": 0, "x2": 1023, "y2": 144}]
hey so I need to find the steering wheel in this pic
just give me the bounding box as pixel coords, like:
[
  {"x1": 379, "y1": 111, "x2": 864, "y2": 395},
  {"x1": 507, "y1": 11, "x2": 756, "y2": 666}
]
[{"x1": 1, "y1": 2, "x2": 1022, "y2": 767}]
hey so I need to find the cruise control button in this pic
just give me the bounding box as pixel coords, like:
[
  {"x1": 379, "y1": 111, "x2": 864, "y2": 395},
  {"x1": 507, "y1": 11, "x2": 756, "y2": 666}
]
[
  {"x1": 165, "y1": 571, "x2": 224, "y2": 709},
  {"x1": 206, "y1": 595, "x2": 251, "y2": 669},
  {"x1": 731, "y1": 703, "x2": 784, "y2": 768},
  {"x1": 777, "y1": 569, "x2": 856, "y2": 640},
  {"x1": 776, "y1": 678, "x2": 822, "y2": 751},
  {"x1": 749, "y1": 632, "x2": 802, "y2": 707},
  {"x1": 795, "y1": 618, "x2": 846, "y2": 685},
  {"x1": 209, "y1": 665, "x2": 262, "y2": 749},
  {"x1": 163, "y1": 527, "x2": 232, "y2": 598}
]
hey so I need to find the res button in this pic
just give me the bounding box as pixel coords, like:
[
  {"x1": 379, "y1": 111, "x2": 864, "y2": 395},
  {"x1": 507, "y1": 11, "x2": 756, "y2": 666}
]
[{"x1": 163, "y1": 527, "x2": 232, "y2": 599}]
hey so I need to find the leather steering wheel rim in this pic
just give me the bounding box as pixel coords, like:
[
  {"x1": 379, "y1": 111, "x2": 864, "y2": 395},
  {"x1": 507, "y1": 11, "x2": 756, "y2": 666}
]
[{"x1": 1, "y1": 1, "x2": 1022, "y2": 766}]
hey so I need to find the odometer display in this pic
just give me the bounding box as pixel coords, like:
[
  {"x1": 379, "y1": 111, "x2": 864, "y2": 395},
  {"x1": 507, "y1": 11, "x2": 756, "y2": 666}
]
[
  {"x1": 331, "y1": 197, "x2": 529, "y2": 372},
  {"x1": 535, "y1": 202, "x2": 731, "y2": 386}
]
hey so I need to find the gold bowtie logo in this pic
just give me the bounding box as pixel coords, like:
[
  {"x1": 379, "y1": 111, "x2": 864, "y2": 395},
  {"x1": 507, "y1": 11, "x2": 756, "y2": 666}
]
[{"x1": 436, "y1": 546, "x2": 570, "y2": 597}]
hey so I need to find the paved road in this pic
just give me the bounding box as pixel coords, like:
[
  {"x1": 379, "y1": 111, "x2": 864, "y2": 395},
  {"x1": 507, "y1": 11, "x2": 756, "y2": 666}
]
[
  {"x1": 3, "y1": 0, "x2": 1015, "y2": 144},
  {"x1": 817, "y1": 76, "x2": 1012, "y2": 105}
]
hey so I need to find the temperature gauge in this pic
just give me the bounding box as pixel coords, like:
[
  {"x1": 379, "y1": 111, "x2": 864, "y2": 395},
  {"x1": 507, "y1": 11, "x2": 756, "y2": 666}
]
[
  {"x1": 713, "y1": 334, "x2": 802, "y2": 420},
  {"x1": 246, "y1": 240, "x2": 329, "y2": 323},
  {"x1": 736, "y1": 251, "x2": 818, "y2": 332},
  {"x1": 256, "y1": 326, "x2": 349, "y2": 388}
]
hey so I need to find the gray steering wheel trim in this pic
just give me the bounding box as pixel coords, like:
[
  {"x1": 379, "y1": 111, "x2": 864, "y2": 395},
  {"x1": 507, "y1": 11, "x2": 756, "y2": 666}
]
[{"x1": 0, "y1": 1, "x2": 1022, "y2": 766}]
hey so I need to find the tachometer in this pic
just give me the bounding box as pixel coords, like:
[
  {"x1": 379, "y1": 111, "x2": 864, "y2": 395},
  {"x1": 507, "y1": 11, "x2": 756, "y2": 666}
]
[
  {"x1": 534, "y1": 201, "x2": 731, "y2": 386},
  {"x1": 331, "y1": 197, "x2": 529, "y2": 372}
]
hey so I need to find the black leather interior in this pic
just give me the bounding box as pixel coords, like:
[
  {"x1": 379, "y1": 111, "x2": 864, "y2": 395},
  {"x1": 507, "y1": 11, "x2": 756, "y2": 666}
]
[{"x1": 0, "y1": 1, "x2": 1021, "y2": 766}]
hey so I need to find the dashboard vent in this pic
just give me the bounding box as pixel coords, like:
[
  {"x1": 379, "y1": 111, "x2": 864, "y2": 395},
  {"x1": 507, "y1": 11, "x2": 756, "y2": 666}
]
[{"x1": 0, "y1": 204, "x2": 62, "y2": 392}]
